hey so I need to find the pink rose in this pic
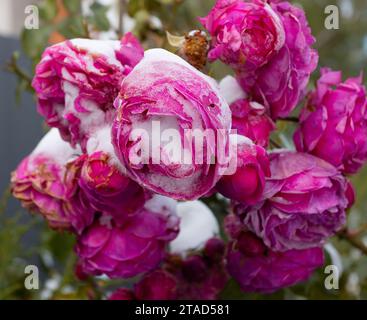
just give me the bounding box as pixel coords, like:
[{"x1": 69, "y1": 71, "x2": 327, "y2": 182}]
[
  {"x1": 216, "y1": 135, "x2": 270, "y2": 205},
  {"x1": 79, "y1": 151, "x2": 148, "y2": 225},
  {"x1": 237, "y1": 0, "x2": 318, "y2": 120},
  {"x1": 32, "y1": 33, "x2": 144, "y2": 150},
  {"x1": 226, "y1": 223, "x2": 324, "y2": 293},
  {"x1": 11, "y1": 129, "x2": 93, "y2": 232},
  {"x1": 112, "y1": 49, "x2": 231, "y2": 200},
  {"x1": 200, "y1": 0, "x2": 285, "y2": 69},
  {"x1": 234, "y1": 151, "x2": 354, "y2": 251},
  {"x1": 75, "y1": 195, "x2": 179, "y2": 279},
  {"x1": 294, "y1": 68, "x2": 367, "y2": 174},
  {"x1": 219, "y1": 76, "x2": 275, "y2": 147}
]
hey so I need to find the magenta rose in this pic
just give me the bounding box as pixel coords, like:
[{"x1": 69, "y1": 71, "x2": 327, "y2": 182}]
[
  {"x1": 32, "y1": 33, "x2": 144, "y2": 150},
  {"x1": 78, "y1": 151, "x2": 148, "y2": 225},
  {"x1": 230, "y1": 100, "x2": 275, "y2": 148},
  {"x1": 237, "y1": 0, "x2": 318, "y2": 120},
  {"x1": 216, "y1": 135, "x2": 270, "y2": 205},
  {"x1": 294, "y1": 68, "x2": 367, "y2": 174},
  {"x1": 112, "y1": 49, "x2": 231, "y2": 200},
  {"x1": 75, "y1": 195, "x2": 179, "y2": 279},
  {"x1": 225, "y1": 219, "x2": 324, "y2": 293},
  {"x1": 220, "y1": 75, "x2": 275, "y2": 147},
  {"x1": 234, "y1": 151, "x2": 354, "y2": 251},
  {"x1": 200, "y1": 0, "x2": 285, "y2": 69},
  {"x1": 11, "y1": 129, "x2": 93, "y2": 232},
  {"x1": 108, "y1": 270, "x2": 178, "y2": 300}
]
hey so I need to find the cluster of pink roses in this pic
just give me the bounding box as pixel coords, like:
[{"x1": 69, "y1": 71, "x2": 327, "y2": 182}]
[{"x1": 11, "y1": 0, "x2": 367, "y2": 298}]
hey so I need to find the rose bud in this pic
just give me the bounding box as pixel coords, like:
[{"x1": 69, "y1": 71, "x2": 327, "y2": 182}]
[
  {"x1": 225, "y1": 220, "x2": 324, "y2": 293},
  {"x1": 294, "y1": 68, "x2": 367, "y2": 175},
  {"x1": 216, "y1": 134, "x2": 270, "y2": 205},
  {"x1": 237, "y1": 0, "x2": 318, "y2": 120},
  {"x1": 112, "y1": 48, "x2": 231, "y2": 200},
  {"x1": 32, "y1": 33, "x2": 144, "y2": 150},
  {"x1": 234, "y1": 151, "x2": 354, "y2": 252},
  {"x1": 200, "y1": 0, "x2": 285, "y2": 69},
  {"x1": 220, "y1": 76, "x2": 275, "y2": 148},
  {"x1": 11, "y1": 129, "x2": 90, "y2": 231},
  {"x1": 75, "y1": 195, "x2": 179, "y2": 279}
]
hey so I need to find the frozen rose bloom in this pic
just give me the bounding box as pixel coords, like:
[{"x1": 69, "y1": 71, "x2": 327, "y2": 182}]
[
  {"x1": 79, "y1": 151, "x2": 148, "y2": 224},
  {"x1": 112, "y1": 49, "x2": 231, "y2": 200},
  {"x1": 32, "y1": 33, "x2": 144, "y2": 149},
  {"x1": 108, "y1": 288, "x2": 135, "y2": 300},
  {"x1": 169, "y1": 201, "x2": 219, "y2": 256},
  {"x1": 216, "y1": 135, "x2": 270, "y2": 205},
  {"x1": 294, "y1": 68, "x2": 367, "y2": 175},
  {"x1": 225, "y1": 218, "x2": 324, "y2": 293},
  {"x1": 219, "y1": 76, "x2": 275, "y2": 147},
  {"x1": 237, "y1": 0, "x2": 318, "y2": 120},
  {"x1": 234, "y1": 151, "x2": 354, "y2": 252},
  {"x1": 200, "y1": 0, "x2": 285, "y2": 69},
  {"x1": 80, "y1": 126, "x2": 149, "y2": 225},
  {"x1": 11, "y1": 129, "x2": 85, "y2": 231},
  {"x1": 75, "y1": 195, "x2": 179, "y2": 279}
]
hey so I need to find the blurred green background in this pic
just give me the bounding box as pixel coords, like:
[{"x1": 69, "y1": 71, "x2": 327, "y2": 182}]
[{"x1": 1, "y1": 0, "x2": 367, "y2": 299}]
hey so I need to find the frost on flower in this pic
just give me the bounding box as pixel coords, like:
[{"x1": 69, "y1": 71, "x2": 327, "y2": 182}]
[
  {"x1": 11, "y1": 129, "x2": 94, "y2": 232},
  {"x1": 112, "y1": 48, "x2": 232, "y2": 200},
  {"x1": 32, "y1": 33, "x2": 144, "y2": 150}
]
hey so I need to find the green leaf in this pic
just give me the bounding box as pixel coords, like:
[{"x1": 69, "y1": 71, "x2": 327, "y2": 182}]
[
  {"x1": 57, "y1": 17, "x2": 86, "y2": 38},
  {"x1": 127, "y1": 0, "x2": 143, "y2": 17},
  {"x1": 63, "y1": 0, "x2": 81, "y2": 14},
  {"x1": 44, "y1": 231, "x2": 76, "y2": 264},
  {"x1": 88, "y1": 2, "x2": 111, "y2": 32},
  {"x1": 38, "y1": 0, "x2": 58, "y2": 21},
  {"x1": 157, "y1": 0, "x2": 176, "y2": 4},
  {"x1": 21, "y1": 25, "x2": 53, "y2": 61}
]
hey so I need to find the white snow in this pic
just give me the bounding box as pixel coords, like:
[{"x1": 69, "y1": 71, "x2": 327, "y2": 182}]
[
  {"x1": 32, "y1": 128, "x2": 80, "y2": 164},
  {"x1": 230, "y1": 133, "x2": 253, "y2": 147},
  {"x1": 169, "y1": 200, "x2": 219, "y2": 256},
  {"x1": 131, "y1": 49, "x2": 231, "y2": 127},
  {"x1": 219, "y1": 75, "x2": 247, "y2": 106},
  {"x1": 86, "y1": 125, "x2": 126, "y2": 173},
  {"x1": 70, "y1": 38, "x2": 121, "y2": 67},
  {"x1": 144, "y1": 194, "x2": 178, "y2": 215}
]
